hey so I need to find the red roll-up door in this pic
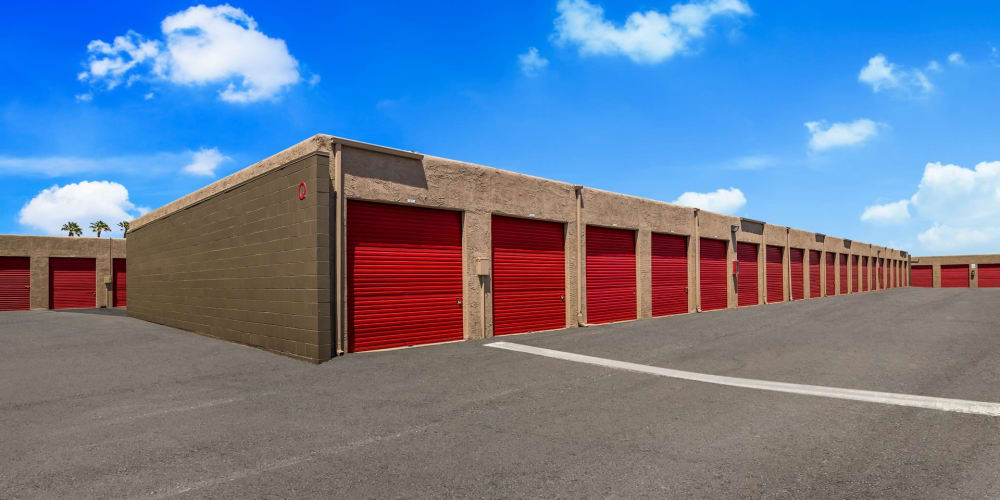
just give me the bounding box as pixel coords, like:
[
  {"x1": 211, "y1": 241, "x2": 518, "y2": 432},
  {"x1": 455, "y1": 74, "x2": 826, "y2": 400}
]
[
  {"x1": 911, "y1": 265, "x2": 932, "y2": 287},
  {"x1": 699, "y1": 238, "x2": 728, "y2": 311},
  {"x1": 766, "y1": 245, "x2": 783, "y2": 303},
  {"x1": 808, "y1": 250, "x2": 821, "y2": 298},
  {"x1": 651, "y1": 233, "x2": 687, "y2": 317},
  {"x1": 347, "y1": 201, "x2": 463, "y2": 352},
  {"x1": 49, "y1": 257, "x2": 95, "y2": 310},
  {"x1": 852, "y1": 256, "x2": 860, "y2": 292},
  {"x1": 878, "y1": 258, "x2": 884, "y2": 289},
  {"x1": 825, "y1": 253, "x2": 836, "y2": 296},
  {"x1": 0, "y1": 257, "x2": 30, "y2": 311},
  {"x1": 978, "y1": 264, "x2": 1000, "y2": 288},
  {"x1": 862, "y1": 257, "x2": 869, "y2": 292},
  {"x1": 112, "y1": 258, "x2": 126, "y2": 307},
  {"x1": 790, "y1": 248, "x2": 804, "y2": 300},
  {"x1": 839, "y1": 254, "x2": 848, "y2": 294},
  {"x1": 736, "y1": 242, "x2": 758, "y2": 307},
  {"x1": 941, "y1": 264, "x2": 970, "y2": 288},
  {"x1": 586, "y1": 226, "x2": 636, "y2": 324},
  {"x1": 491, "y1": 216, "x2": 566, "y2": 336}
]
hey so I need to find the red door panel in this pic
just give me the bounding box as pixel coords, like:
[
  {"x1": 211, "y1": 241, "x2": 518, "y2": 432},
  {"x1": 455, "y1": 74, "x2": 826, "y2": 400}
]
[
  {"x1": 347, "y1": 201, "x2": 464, "y2": 352},
  {"x1": 49, "y1": 257, "x2": 96, "y2": 310},
  {"x1": 736, "y1": 242, "x2": 758, "y2": 307},
  {"x1": 113, "y1": 258, "x2": 126, "y2": 307},
  {"x1": 699, "y1": 238, "x2": 728, "y2": 311},
  {"x1": 852, "y1": 256, "x2": 860, "y2": 293},
  {"x1": 790, "y1": 248, "x2": 804, "y2": 300},
  {"x1": 586, "y1": 226, "x2": 636, "y2": 324},
  {"x1": 0, "y1": 257, "x2": 30, "y2": 311},
  {"x1": 825, "y1": 253, "x2": 836, "y2": 296},
  {"x1": 941, "y1": 264, "x2": 970, "y2": 288},
  {"x1": 862, "y1": 257, "x2": 869, "y2": 292},
  {"x1": 839, "y1": 254, "x2": 848, "y2": 294},
  {"x1": 979, "y1": 264, "x2": 1000, "y2": 288},
  {"x1": 651, "y1": 233, "x2": 687, "y2": 317},
  {"x1": 808, "y1": 250, "x2": 821, "y2": 298},
  {"x1": 766, "y1": 245, "x2": 783, "y2": 303},
  {"x1": 491, "y1": 216, "x2": 566, "y2": 336},
  {"x1": 911, "y1": 265, "x2": 932, "y2": 287}
]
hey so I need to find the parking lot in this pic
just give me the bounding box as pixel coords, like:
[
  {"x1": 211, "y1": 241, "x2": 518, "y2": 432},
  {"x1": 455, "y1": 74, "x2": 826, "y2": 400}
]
[{"x1": 3, "y1": 288, "x2": 1000, "y2": 498}]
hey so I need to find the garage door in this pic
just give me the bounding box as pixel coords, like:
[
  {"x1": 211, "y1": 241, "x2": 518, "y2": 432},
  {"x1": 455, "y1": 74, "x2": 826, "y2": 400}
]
[
  {"x1": 941, "y1": 264, "x2": 970, "y2": 288},
  {"x1": 809, "y1": 250, "x2": 821, "y2": 298},
  {"x1": 839, "y1": 254, "x2": 848, "y2": 294},
  {"x1": 979, "y1": 264, "x2": 1000, "y2": 288},
  {"x1": 699, "y1": 238, "x2": 728, "y2": 311},
  {"x1": 825, "y1": 253, "x2": 836, "y2": 296},
  {"x1": 0, "y1": 257, "x2": 30, "y2": 311},
  {"x1": 766, "y1": 245, "x2": 783, "y2": 303},
  {"x1": 586, "y1": 226, "x2": 636, "y2": 324},
  {"x1": 49, "y1": 257, "x2": 95, "y2": 310},
  {"x1": 790, "y1": 248, "x2": 804, "y2": 300},
  {"x1": 852, "y1": 256, "x2": 860, "y2": 292},
  {"x1": 862, "y1": 257, "x2": 869, "y2": 292},
  {"x1": 911, "y1": 265, "x2": 932, "y2": 287},
  {"x1": 112, "y1": 258, "x2": 126, "y2": 307},
  {"x1": 492, "y1": 216, "x2": 565, "y2": 336},
  {"x1": 736, "y1": 242, "x2": 758, "y2": 307},
  {"x1": 347, "y1": 201, "x2": 463, "y2": 352},
  {"x1": 651, "y1": 233, "x2": 687, "y2": 317}
]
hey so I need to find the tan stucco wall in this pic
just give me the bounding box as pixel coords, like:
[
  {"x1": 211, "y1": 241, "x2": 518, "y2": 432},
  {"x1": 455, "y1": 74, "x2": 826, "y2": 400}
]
[
  {"x1": 910, "y1": 254, "x2": 1000, "y2": 288},
  {"x1": 0, "y1": 235, "x2": 125, "y2": 309},
  {"x1": 130, "y1": 134, "x2": 909, "y2": 361},
  {"x1": 127, "y1": 153, "x2": 331, "y2": 362}
]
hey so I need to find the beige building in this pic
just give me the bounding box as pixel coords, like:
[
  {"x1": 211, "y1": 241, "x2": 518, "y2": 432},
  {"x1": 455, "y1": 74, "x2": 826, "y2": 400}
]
[
  {"x1": 909, "y1": 254, "x2": 1000, "y2": 288},
  {"x1": 0, "y1": 235, "x2": 126, "y2": 310},
  {"x1": 127, "y1": 135, "x2": 911, "y2": 363}
]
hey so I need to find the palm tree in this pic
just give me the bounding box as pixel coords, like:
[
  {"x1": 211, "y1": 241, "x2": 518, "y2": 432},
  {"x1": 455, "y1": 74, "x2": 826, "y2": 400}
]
[
  {"x1": 90, "y1": 220, "x2": 111, "y2": 238},
  {"x1": 118, "y1": 220, "x2": 130, "y2": 236},
  {"x1": 61, "y1": 222, "x2": 82, "y2": 237}
]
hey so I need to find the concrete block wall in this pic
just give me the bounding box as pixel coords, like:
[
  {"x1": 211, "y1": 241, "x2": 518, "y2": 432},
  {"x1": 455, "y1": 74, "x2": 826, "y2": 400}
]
[
  {"x1": 128, "y1": 153, "x2": 331, "y2": 362},
  {"x1": 910, "y1": 254, "x2": 1000, "y2": 287},
  {"x1": 0, "y1": 235, "x2": 125, "y2": 309}
]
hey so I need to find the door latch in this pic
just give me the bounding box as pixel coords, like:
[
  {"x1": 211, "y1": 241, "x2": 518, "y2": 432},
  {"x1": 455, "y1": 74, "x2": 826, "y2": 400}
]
[{"x1": 456, "y1": 298, "x2": 462, "y2": 305}]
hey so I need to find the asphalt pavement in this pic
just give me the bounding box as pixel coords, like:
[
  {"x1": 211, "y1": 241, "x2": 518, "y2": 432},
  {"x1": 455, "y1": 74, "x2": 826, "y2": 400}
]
[{"x1": 2, "y1": 288, "x2": 1000, "y2": 499}]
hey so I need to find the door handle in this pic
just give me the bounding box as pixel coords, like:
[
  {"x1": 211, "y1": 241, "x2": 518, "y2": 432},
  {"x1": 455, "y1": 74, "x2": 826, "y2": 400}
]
[{"x1": 456, "y1": 298, "x2": 462, "y2": 305}]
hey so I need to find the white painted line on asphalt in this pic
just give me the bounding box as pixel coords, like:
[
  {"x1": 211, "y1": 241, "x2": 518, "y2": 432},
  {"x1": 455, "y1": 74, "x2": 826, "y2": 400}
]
[{"x1": 486, "y1": 341, "x2": 1000, "y2": 417}]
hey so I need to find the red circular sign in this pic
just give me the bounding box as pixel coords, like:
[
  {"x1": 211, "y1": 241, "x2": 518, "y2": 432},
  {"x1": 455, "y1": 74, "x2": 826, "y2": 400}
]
[{"x1": 298, "y1": 181, "x2": 307, "y2": 200}]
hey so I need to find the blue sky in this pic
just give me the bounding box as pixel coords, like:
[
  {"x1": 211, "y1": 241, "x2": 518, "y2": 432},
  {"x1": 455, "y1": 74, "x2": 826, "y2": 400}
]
[{"x1": 2, "y1": 1, "x2": 999, "y2": 255}]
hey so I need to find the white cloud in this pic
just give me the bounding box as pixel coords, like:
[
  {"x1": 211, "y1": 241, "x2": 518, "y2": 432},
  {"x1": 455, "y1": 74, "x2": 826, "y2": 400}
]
[
  {"x1": 182, "y1": 147, "x2": 230, "y2": 176},
  {"x1": 78, "y1": 30, "x2": 164, "y2": 90},
  {"x1": 917, "y1": 225, "x2": 996, "y2": 252},
  {"x1": 78, "y1": 5, "x2": 304, "y2": 103},
  {"x1": 858, "y1": 54, "x2": 932, "y2": 94},
  {"x1": 860, "y1": 199, "x2": 910, "y2": 225},
  {"x1": 18, "y1": 181, "x2": 145, "y2": 235},
  {"x1": 673, "y1": 187, "x2": 746, "y2": 214},
  {"x1": 726, "y1": 155, "x2": 777, "y2": 170},
  {"x1": 888, "y1": 160, "x2": 1000, "y2": 253},
  {"x1": 518, "y1": 47, "x2": 549, "y2": 76},
  {"x1": 552, "y1": 0, "x2": 751, "y2": 64},
  {"x1": 74, "y1": 93, "x2": 93, "y2": 103},
  {"x1": 947, "y1": 52, "x2": 965, "y2": 66},
  {"x1": 926, "y1": 60, "x2": 942, "y2": 72},
  {"x1": 910, "y1": 161, "x2": 1000, "y2": 226},
  {"x1": 804, "y1": 119, "x2": 879, "y2": 151},
  {"x1": 143, "y1": 92, "x2": 155, "y2": 100}
]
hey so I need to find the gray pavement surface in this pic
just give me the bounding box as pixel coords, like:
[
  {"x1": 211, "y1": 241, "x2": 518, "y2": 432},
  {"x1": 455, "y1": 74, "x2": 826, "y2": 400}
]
[{"x1": 3, "y1": 288, "x2": 1000, "y2": 498}]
